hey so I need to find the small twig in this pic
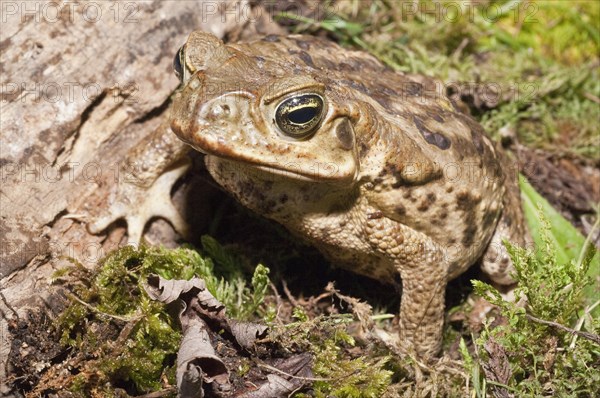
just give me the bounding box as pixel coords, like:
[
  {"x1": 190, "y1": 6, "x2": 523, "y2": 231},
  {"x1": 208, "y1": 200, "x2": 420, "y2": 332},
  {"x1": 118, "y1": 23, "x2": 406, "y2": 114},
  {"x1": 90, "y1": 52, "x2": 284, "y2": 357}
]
[
  {"x1": 67, "y1": 292, "x2": 141, "y2": 322},
  {"x1": 0, "y1": 290, "x2": 19, "y2": 318},
  {"x1": 525, "y1": 313, "x2": 600, "y2": 345},
  {"x1": 583, "y1": 92, "x2": 600, "y2": 104},
  {"x1": 313, "y1": 290, "x2": 334, "y2": 303},
  {"x1": 575, "y1": 211, "x2": 599, "y2": 270},
  {"x1": 256, "y1": 362, "x2": 331, "y2": 382},
  {"x1": 486, "y1": 380, "x2": 519, "y2": 393},
  {"x1": 257, "y1": 357, "x2": 385, "y2": 386},
  {"x1": 269, "y1": 281, "x2": 285, "y2": 324},
  {"x1": 269, "y1": 282, "x2": 282, "y2": 309},
  {"x1": 371, "y1": 314, "x2": 395, "y2": 321},
  {"x1": 451, "y1": 37, "x2": 469, "y2": 60},
  {"x1": 136, "y1": 387, "x2": 177, "y2": 398},
  {"x1": 61, "y1": 213, "x2": 88, "y2": 219},
  {"x1": 571, "y1": 299, "x2": 600, "y2": 349},
  {"x1": 281, "y1": 279, "x2": 300, "y2": 307},
  {"x1": 114, "y1": 317, "x2": 142, "y2": 348}
]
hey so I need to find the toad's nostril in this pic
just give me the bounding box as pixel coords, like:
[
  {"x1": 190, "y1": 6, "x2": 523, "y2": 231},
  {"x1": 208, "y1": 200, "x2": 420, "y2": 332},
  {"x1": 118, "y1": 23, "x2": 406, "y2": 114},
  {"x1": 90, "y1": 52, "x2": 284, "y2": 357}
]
[{"x1": 205, "y1": 104, "x2": 231, "y2": 121}]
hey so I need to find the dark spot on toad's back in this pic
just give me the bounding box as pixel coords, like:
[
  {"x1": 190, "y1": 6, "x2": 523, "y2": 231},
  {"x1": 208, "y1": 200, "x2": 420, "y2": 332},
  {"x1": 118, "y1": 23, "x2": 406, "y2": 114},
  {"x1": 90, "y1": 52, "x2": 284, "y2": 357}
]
[
  {"x1": 295, "y1": 39, "x2": 310, "y2": 50},
  {"x1": 427, "y1": 111, "x2": 444, "y2": 123},
  {"x1": 254, "y1": 56, "x2": 265, "y2": 65},
  {"x1": 456, "y1": 191, "x2": 482, "y2": 211},
  {"x1": 296, "y1": 50, "x2": 315, "y2": 68},
  {"x1": 0, "y1": 38, "x2": 12, "y2": 54},
  {"x1": 319, "y1": 57, "x2": 338, "y2": 71},
  {"x1": 417, "y1": 193, "x2": 436, "y2": 212},
  {"x1": 346, "y1": 56, "x2": 378, "y2": 71},
  {"x1": 482, "y1": 211, "x2": 497, "y2": 231},
  {"x1": 339, "y1": 62, "x2": 357, "y2": 72},
  {"x1": 470, "y1": 127, "x2": 485, "y2": 155},
  {"x1": 372, "y1": 93, "x2": 396, "y2": 113},
  {"x1": 404, "y1": 82, "x2": 423, "y2": 96},
  {"x1": 462, "y1": 217, "x2": 477, "y2": 246},
  {"x1": 382, "y1": 163, "x2": 407, "y2": 189},
  {"x1": 359, "y1": 143, "x2": 369, "y2": 157},
  {"x1": 262, "y1": 35, "x2": 280, "y2": 42},
  {"x1": 413, "y1": 116, "x2": 451, "y2": 150},
  {"x1": 395, "y1": 204, "x2": 406, "y2": 216},
  {"x1": 341, "y1": 79, "x2": 370, "y2": 95},
  {"x1": 261, "y1": 199, "x2": 277, "y2": 213},
  {"x1": 380, "y1": 86, "x2": 398, "y2": 96}
]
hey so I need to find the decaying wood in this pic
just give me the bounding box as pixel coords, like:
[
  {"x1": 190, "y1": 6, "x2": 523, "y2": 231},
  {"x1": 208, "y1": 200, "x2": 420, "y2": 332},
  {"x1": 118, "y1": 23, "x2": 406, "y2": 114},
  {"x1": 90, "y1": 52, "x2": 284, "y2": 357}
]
[{"x1": 0, "y1": 1, "x2": 285, "y2": 393}]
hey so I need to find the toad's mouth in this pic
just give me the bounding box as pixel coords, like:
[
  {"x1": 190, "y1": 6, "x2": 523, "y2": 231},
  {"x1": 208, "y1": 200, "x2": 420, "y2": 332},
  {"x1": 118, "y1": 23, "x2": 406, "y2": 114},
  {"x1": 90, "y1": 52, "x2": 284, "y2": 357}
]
[
  {"x1": 204, "y1": 154, "x2": 325, "y2": 182},
  {"x1": 183, "y1": 135, "x2": 356, "y2": 183}
]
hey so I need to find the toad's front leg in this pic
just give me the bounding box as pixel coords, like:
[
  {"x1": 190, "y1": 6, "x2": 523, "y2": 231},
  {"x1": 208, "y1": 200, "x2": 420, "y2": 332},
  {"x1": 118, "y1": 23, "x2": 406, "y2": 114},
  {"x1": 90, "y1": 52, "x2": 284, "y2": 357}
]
[
  {"x1": 366, "y1": 218, "x2": 447, "y2": 358},
  {"x1": 88, "y1": 120, "x2": 191, "y2": 244},
  {"x1": 397, "y1": 253, "x2": 447, "y2": 359}
]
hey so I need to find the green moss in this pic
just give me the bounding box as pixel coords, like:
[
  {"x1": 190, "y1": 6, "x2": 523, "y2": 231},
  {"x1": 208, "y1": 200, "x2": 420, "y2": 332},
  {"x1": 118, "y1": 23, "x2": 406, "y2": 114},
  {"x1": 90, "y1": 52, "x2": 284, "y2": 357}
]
[
  {"x1": 55, "y1": 241, "x2": 270, "y2": 395},
  {"x1": 313, "y1": 339, "x2": 391, "y2": 398},
  {"x1": 267, "y1": 313, "x2": 392, "y2": 398}
]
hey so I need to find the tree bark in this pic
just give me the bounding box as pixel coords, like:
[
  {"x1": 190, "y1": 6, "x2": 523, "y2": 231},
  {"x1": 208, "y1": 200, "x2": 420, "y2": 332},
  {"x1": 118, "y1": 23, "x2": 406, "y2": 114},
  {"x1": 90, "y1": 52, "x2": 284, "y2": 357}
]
[{"x1": 0, "y1": 1, "x2": 283, "y2": 393}]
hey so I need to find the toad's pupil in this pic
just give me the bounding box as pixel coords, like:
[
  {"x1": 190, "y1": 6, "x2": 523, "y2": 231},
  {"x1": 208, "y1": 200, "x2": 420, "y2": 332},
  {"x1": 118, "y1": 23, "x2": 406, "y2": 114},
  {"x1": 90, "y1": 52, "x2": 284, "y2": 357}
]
[{"x1": 288, "y1": 107, "x2": 317, "y2": 124}]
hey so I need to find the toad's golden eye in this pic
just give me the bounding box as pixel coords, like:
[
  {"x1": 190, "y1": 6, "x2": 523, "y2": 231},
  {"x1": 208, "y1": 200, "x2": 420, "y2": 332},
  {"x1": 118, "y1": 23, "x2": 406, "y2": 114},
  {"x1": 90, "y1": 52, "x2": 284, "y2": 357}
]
[{"x1": 275, "y1": 94, "x2": 325, "y2": 139}]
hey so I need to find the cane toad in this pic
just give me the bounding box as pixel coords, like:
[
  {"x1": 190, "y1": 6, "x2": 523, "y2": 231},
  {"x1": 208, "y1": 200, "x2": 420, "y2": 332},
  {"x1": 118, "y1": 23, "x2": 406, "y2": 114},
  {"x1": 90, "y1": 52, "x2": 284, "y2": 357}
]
[{"x1": 90, "y1": 31, "x2": 527, "y2": 358}]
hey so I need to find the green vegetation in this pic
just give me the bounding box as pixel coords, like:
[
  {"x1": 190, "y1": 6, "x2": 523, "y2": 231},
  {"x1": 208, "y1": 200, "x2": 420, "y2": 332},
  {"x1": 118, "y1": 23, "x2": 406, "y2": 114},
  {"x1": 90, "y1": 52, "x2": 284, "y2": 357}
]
[
  {"x1": 270, "y1": 309, "x2": 393, "y2": 398},
  {"x1": 56, "y1": 240, "x2": 395, "y2": 397},
  {"x1": 520, "y1": 176, "x2": 599, "y2": 288},
  {"x1": 472, "y1": 214, "x2": 599, "y2": 397},
  {"x1": 55, "y1": 239, "x2": 270, "y2": 395}
]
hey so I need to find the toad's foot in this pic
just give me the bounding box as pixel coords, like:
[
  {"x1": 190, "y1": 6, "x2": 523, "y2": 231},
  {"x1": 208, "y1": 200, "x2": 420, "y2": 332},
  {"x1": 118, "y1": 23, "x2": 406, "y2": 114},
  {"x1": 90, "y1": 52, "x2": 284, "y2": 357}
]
[{"x1": 88, "y1": 160, "x2": 191, "y2": 245}]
